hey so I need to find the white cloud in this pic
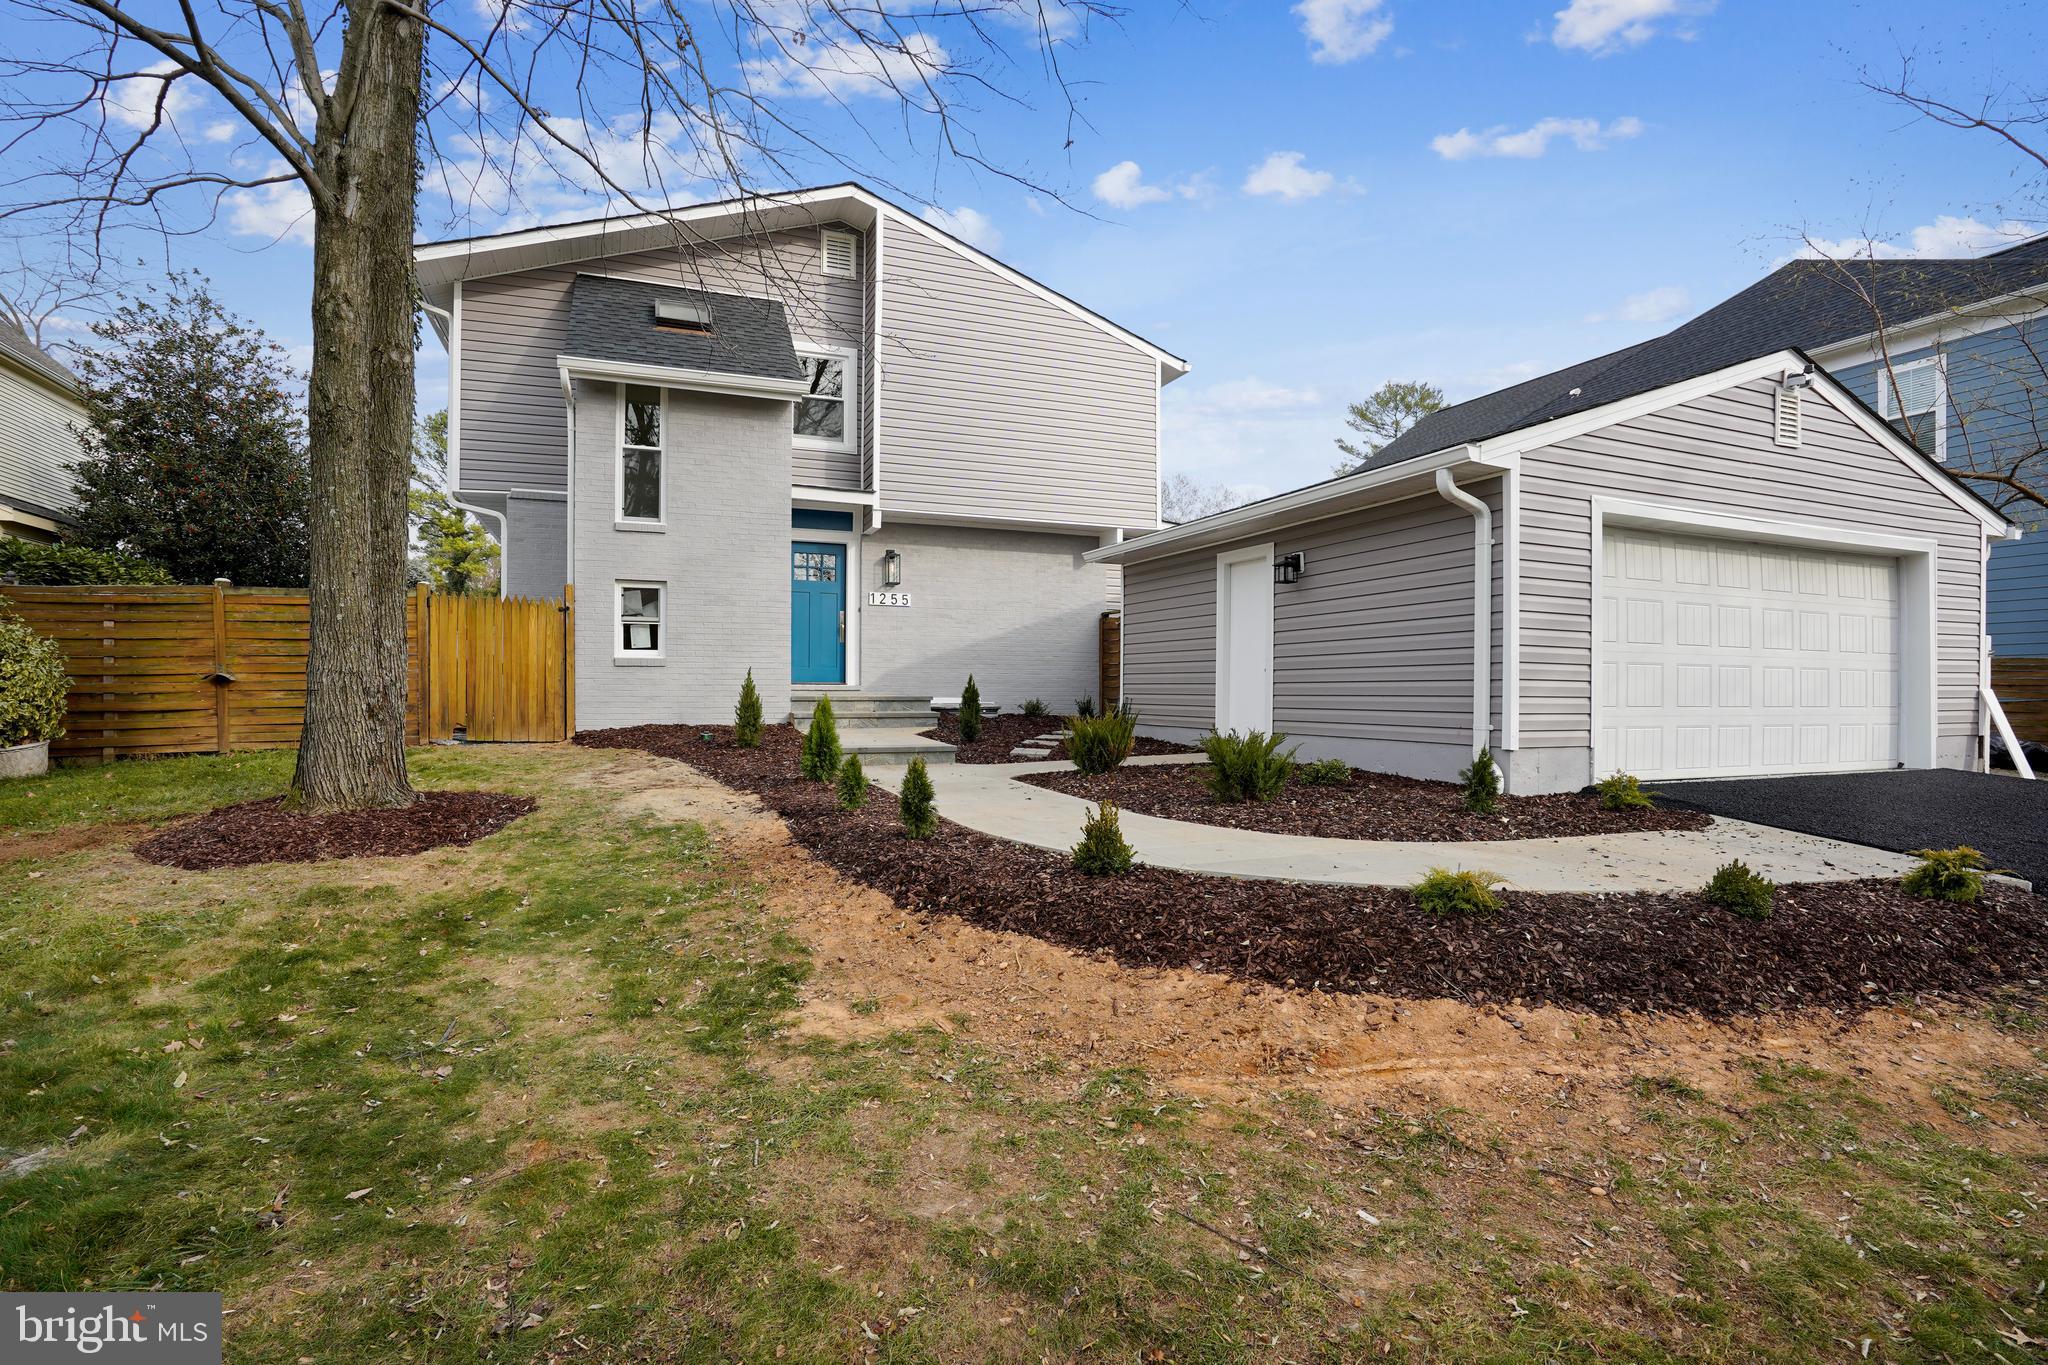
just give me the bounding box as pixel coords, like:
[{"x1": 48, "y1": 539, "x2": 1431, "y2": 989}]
[
  {"x1": 742, "y1": 32, "x2": 948, "y2": 100},
  {"x1": 226, "y1": 172, "x2": 315, "y2": 246},
  {"x1": 101, "y1": 60, "x2": 204, "y2": 133},
  {"x1": 1242, "y1": 151, "x2": 1336, "y2": 201},
  {"x1": 1090, "y1": 160, "x2": 1209, "y2": 210},
  {"x1": 1585, "y1": 284, "x2": 1690, "y2": 325},
  {"x1": 1431, "y1": 115, "x2": 1642, "y2": 160},
  {"x1": 1797, "y1": 215, "x2": 2039, "y2": 262},
  {"x1": 988, "y1": 0, "x2": 1081, "y2": 41},
  {"x1": 1293, "y1": 0, "x2": 1393, "y2": 64},
  {"x1": 920, "y1": 204, "x2": 1001, "y2": 251},
  {"x1": 1551, "y1": 0, "x2": 1715, "y2": 55},
  {"x1": 429, "y1": 110, "x2": 723, "y2": 229}
]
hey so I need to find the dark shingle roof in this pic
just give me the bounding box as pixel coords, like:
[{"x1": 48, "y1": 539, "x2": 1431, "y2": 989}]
[
  {"x1": 0, "y1": 321, "x2": 78, "y2": 393},
  {"x1": 1370, "y1": 232, "x2": 2048, "y2": 468},
  {"x1": 563, "y1": 274, "x2": 802, "y2": 383}
]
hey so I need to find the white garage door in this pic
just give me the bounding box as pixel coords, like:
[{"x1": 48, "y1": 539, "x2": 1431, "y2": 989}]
[{"x1": 1598, "y1": 527, "x2": 1900, "y2": 780}]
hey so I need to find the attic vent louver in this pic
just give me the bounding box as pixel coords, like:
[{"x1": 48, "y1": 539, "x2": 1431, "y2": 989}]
[
  {"x1": 820, "y1": 228, "x2": 858, "y2": 279},
  {"x1": 1773, "y1": 382, "x2": 1803, "y2": 448},
  {"x1": 654, "y1": 299, "x2": 712, "y2": 333}
]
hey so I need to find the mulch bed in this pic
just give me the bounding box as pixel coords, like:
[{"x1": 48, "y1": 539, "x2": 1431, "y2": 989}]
[
  {"x1": 921, "y1": 712, "x2": 1199, "y2": 765},
  {"x1": 575, "y1": 724, "x2": 2048, "y2": 1018},
  {"x1": 1020, "y1": 763, "x2": 1713, "y2": 841},
  {"x1": 135, "y1": 791, "x2": 537, "y2": 870}
]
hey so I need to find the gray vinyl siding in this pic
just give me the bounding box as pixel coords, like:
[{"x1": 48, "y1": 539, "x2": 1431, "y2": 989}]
[
  {"x1": 0, "y1": 363, "x2": 83, "y2": 520},
  {"x1": 1517, "y1": 376, "x2": 1987, "y2": 753},
  {"x1": 876, "y1": 213, "x2": 1159, "y2": 531},
  {"x1": 1122, "y1": 485, "x2": 1505, "y2": 748},
  {"x1": 457, "y1": 226, "x2": 865, "y2": 495}
]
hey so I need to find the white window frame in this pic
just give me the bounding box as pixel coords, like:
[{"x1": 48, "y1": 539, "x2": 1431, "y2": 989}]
[
  {"x1": 615, "y1": 384, "x2": 666, "y2": 528},
  {"x1": 615, "y1": 579, "x2": 666, "y2": 660},
  {"x1": 792, "y1": 342, "x2": 859, "y2": 456},
  {"x1": 1874, "y1": 354, "x2": 1947, "y2": 462},
  {"x1": 820, "y1": 227, "x2": 858, "y2": 279}
]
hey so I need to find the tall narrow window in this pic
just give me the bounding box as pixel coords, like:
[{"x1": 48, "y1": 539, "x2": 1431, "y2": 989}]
[
  {"x1": 617, "y1": 582, "x2": 663, "y2": 656},
  {"x1": 792, "y1": 348, "x2": 856, "y2": 452},
  {"x1": 1876, "y1": 356, "x2": 1946, "y2": 461},
  {"x1": 619, "y1": 384, "x2": 663, "y2": 522}
]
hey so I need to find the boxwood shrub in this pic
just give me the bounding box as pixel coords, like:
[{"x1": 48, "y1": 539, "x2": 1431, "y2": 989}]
[{"x1": 0, "y1": 611, "x2": 68, "y2": 747}]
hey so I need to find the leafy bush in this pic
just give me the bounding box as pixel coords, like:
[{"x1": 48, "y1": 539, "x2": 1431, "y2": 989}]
[
  {"x1": 898, "y1": 757, "x2": 938, "y2": 839},
  {"x1": 1296, "y1": 757, "x2": 1351, "y2": 786},
  {"x1": 1065, "y1": 707, "x2": 1138, "y2": 776},
  {"x1": 1021, "y1": 698, "x2": 1048, "y2": 717},
  {"x1": 0, "y1": 539, "x2": 172, "y2": 586},
  {"x1": 835, "y1": 752, "x2": 868, "y2": 810},
  {"x1": 733, "y1": 669, "x2": 763, "y2": 748},
  {"x1": 1902, "y1": 847, "x2": 1999, "y2": 904},
  {"x1": 1411, "y1": 868, "x2": 1502, "y2": 916},
  {"x1": 959, "y1": 674, "x2": 983, "y2": 743},
  {"x1": 0, "y1": 611, "x2": 68, "y2": 746},
  {"x1": 1200, "y1": 728, "x2": 1298, "y2": 802},
  {"x1": 1073, "y1": 695, "x2": 1096, "y2": 719},
  {"x1": 799, "y1": 695, "x2": 841, "y2": 780},
  {"x1": 1595, "y1": 771, "x2": 1656, "y2": 811},
  {"x1": 1704, "y1": 860, "x2": 1775, "y2": 920},
  {"x1": 1071, "y1": 801, "x2": 1135, "y2": 876},
  {"x1": 1460, "y1": 746, "x2": 1502, "y2": 815}
]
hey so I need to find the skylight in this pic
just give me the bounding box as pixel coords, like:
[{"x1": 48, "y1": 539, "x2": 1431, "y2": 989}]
[{"x1": 653, "y1": 299, "x2": 712, "y2": 333}]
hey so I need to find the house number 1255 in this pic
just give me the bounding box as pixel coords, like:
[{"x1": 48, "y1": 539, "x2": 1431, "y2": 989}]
[{"x1": 867, "y1": 590, "x2": 912, "y2": 607}]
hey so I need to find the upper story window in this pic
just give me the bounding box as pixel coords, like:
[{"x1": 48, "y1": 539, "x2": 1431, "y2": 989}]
[
  {"x1": 793, "y1": 346, "x2": 857, "y2": 453},
  {"x1": 1876, "y1": 354, "x2": 1947, "y2": 462},
  {"x1": 618, "y1": 384, "x2": 665, "y2": 523},
  {"x1": 820, "y1": 228, "x2": 858, "y2": 279}
]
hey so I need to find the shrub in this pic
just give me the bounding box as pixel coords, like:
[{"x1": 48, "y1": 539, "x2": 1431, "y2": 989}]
[
  {"x1": 959, "y1": 674, "x2": 983, "y2": 743},
  {"x1": 1411, "y1": 868, "x2": 1502, "y2": 916},
  {"x1": 799, "y1": 695, "x2": 842, "y2": 780},
  {"x1": 733, "y1": 669, "x2": 763, "y2": 748},
  {"x1": 1595, "y1": 771, "x2": 1656, "y2": 811},
  {"x1": 835, "y1": 752, "x2": 868, "y2": 810},
  {"x1": 0, "y1": 539, "x2": 172, "y2": 586},
  {"x1": 1065, "y1": 707, "x2": 1138, "y2": 776},
  {"x1": 898, "y1": 757, "x2": 938, "y2": 838},
  {"x1": 1200, "y1": 729, "x2": 1298, "y2": 802},
  {"x1": 1460, "y1": 746, "x2": 1502, "y2": 815},
  {"x1": 1704, "y1": 860, "x2": 1775, "y2": 920},
  {"x1": 1296, "y1": 757, "x2": 1351, "y2": 786},
  {"x1": 1071, "y1": 801, "x2": 1135, "y2": 875},
  {"x1": 1021, "y1": 698, "x2": 1048, "y2": 717},
  {"x1": 1073, "y1": 696, "x2": 1096, "y2": 719},
  {"x1": 0, "y1": 611, "x2": 68, "y2": 747},
  {"x1": 1902, "y1": 847, "x2": 1999, "y2": 904}
]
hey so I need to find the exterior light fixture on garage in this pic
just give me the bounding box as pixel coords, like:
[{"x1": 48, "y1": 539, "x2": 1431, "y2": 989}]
[{"x1": 1273, "y1": 551, "x2": 1305, "y2": 584}]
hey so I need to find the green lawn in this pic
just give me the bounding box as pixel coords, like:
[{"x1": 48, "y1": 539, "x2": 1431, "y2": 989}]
[{"x1": 2, "y1": 746, "x2": 2044, "y2": 1362}]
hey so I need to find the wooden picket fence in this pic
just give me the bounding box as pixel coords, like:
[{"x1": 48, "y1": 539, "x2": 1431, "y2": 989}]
[
  {"x1": 1, "y1": 581, "x2": 573, "y2": 763},
  {"x1": 1994, "y1": 657, "x2": 2048, "y2": 745}
]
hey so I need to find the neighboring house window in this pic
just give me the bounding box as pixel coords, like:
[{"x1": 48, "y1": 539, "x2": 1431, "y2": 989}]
[
  {"x1": 1876, "y1": 355, "x2": 1946, "y2": 462},
  {"x1": 617, "y1": 582, "x2": 664, "y2": 657},
  {"x1": 820, "y1": 228, "x2": 858, "y2": 279},
  {"x1": 618, "y1": 384, "x2": 664, "y2": 522},
  {"x1": 793, "y1": 347, "x2": 857, "y2": 452}
]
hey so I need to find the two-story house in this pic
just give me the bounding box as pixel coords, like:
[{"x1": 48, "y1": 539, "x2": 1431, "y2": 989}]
[
  {"x1": 0, "y1": 322, "x2": 84, "y2": 543},
  {"x1": 414, "y1": 184, "x2": 1186, "y2": 730}
]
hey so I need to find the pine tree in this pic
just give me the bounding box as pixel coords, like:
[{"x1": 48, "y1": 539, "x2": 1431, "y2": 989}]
[
  {"x1": 734, "y1": 670, "x2": 763, "y2": 748},
  {"x1": 1071, "y1": 801, "x2": 1135, "y2": 875},
  {"x1": 836, "y1": 752, "x2": 868, "y2": 810},
  {"x1": 800, "y1": 694, "x2": 842, "y2": 780},
  {"x1": 1460, "y1": 746, "x2": 1501, "y2": 815},
  {"x1": 898, "y1": 756, "x2": 938, "y2": 838},
  {"x1": 959, "y1": 673, "x2": 982, "y2": 742}
]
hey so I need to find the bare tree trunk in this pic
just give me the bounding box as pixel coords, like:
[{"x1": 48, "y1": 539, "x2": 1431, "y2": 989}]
[{"x1": 290, "y1": 1, "x2": 424, "y2": 812}]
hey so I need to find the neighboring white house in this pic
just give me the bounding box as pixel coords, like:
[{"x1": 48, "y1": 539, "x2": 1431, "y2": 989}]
[
  {"x1": 1096, "y1": 349, "x2": 2016, "y2": 795},
  {"x1": 0, "y1": 322, "x2": 84, "y2": 542},
  {"x1": 414, "y1": 184, "x2": 1187, "y2": 730}
]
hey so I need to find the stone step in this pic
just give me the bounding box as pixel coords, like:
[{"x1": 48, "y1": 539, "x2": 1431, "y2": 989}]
[{"x1": 788, "y1": 692, "x2": 936, "y2": 726}]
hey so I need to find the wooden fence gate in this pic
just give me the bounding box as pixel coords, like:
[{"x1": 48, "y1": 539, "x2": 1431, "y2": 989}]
[{"x1": 419, "y1": 585, "x2": 574, "y2": 742}]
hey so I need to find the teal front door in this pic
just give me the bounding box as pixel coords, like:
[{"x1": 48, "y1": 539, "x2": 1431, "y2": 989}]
[{"x1": 791, "y1": 541, "x2": 846, "y2": 684}]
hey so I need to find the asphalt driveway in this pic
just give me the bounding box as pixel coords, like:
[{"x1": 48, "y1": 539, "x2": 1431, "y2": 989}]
[{"x1": 1654, "y1": 769, "x2": 2048, "y2": 890}]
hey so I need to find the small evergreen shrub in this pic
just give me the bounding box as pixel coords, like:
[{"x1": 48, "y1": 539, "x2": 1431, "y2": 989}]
[
  {"x1": 1065, "y1": 707, "x2": 1138, "y2": 775},
  {"x1": 1595, "y1": 771, "x2": 1656, "y2": 811},
  {"x1": 1200, "y1": 729, "x2": 1298, "y2": 802},
  {"x1": 898, "y1": 756, "x2": 938, "y2": 839},
  {"x1": 799, "y1": 695, "x2": 842, "y2": 780},
  {"x1": 0, "y1": 538, "x2": 172, "y2": 586},
  {"x1": 959, "y1": 674, "x2": 983, "y2": 742},
  {"x1": 733, "y1": 669, "x2": 763, "y2": 748},
  {"x1": 0, "y1": 611, "x2": 68, "y2": 746},
  {"x1": 835, "y1": 752, "x2": 868, "y2": 810},
  {"x1": 1073, "y1": 696, "x2": 1096, "y2": 719},
  {"x1": 1071, "y1": 800, "x2": 1135, "y2": 876},
  {"x1": 1901, "y1": 847, "x2": 1998, "y2": 904},
  {"x1": 1460, "y1": 746, "x2": 1502, "y2": 815},
  {"x1": 1296, "y1": 757, "x2": 1351, "y2": 786},
  {"x1": 1411, "y1": 868, "x2": 1502, "y2": 916},
  {"x1": 1704, "y1": 860, "x2": 1775, "y2": 920},
  {"x1": 1021, "y1": 698, "x2": 1048, "y2": 717}
]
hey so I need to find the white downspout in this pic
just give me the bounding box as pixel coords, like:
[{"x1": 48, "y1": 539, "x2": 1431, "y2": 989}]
[{"x1": 1435, "y1": 466, "x2": 1492, "y2": 759}]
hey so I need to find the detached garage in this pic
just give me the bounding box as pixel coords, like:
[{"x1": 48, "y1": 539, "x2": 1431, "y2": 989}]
[{"x1": 1094, "y1": 347, "x2": 2019, "y2": 795}]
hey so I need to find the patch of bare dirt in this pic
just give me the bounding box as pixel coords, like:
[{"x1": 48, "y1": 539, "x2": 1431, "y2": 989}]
[{"x1": 1, "y1": 821, "x2": 148, "y2": 862}]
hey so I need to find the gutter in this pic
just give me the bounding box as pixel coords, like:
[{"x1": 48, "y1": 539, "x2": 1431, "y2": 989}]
[{"x1": 1433, "y1": 468, "x2": 1492, "y2": 760}]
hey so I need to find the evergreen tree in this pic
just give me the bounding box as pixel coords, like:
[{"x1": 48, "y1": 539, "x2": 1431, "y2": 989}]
[
  {"x1": 836, "y1": 752, "x2": 868, "y2": 809},
  {"x1": 1071, "y1": 801, "x2": 1134, "y2": 875},
  {"x1": 898, "y1": 757, "x2": 938, "y2": 838},
  {"x1": 800, "y1": 694, "x2": 842, "y2": 780},
  {"x1": 959, "y1": 674, "x2": 982, "y2": 742},
  {"x1": 734, "y1": 670, "x2": 763, "y2": 748}
]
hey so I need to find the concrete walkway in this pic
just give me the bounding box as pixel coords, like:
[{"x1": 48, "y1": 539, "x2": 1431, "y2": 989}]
[{"x1": 869, "y1": 755, "x2": 1923, "y2": 894}]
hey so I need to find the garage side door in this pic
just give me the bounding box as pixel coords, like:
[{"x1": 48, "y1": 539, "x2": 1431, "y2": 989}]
[{"x1": 1599, "y1": 528, "x2": 1899, "y2": 780}]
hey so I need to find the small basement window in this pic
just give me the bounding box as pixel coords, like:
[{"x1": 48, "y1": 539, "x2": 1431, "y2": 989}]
[
  {"x1": 617, "y1": 582, "x2": 664, "y2": 657},
  {"x1": 1876, "y1": 355, "x2": 1946, "y2": 461},
  {"x1": 653, "y1": 298, "x2": 712, "y2": 333}
]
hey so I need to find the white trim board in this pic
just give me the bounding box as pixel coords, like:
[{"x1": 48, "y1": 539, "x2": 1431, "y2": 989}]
[
  {"x1": 1214, "y1": 542, "x2": 1275, "y2": 736},
  {"x1": 558, "y1": 354, "x2": 808, "y2": 402}
]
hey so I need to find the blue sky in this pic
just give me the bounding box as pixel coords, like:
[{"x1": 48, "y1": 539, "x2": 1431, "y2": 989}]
[{"x1": 66, "y1": 0, "x2": 2047, "y2": 503}]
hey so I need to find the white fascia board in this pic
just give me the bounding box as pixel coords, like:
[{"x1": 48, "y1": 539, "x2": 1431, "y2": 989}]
[
  {"x1": 1806, "y1": 284, "x2": 2048, "y2": 369},
  {"x1": 556, "y1": 355, "x2": 808, "y2": 401},
  {"x1": 793, "y1": 486, "x2": 878, "y2": 508},
  {"x1": 1802, "y1": 371, "x2": 2016, "y2": 537},
  {"x1": 882, "y1": 506, "x2": 1142, "y2": 539}
]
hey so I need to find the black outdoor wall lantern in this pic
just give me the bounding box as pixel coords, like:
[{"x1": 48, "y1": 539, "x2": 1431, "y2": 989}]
[
  {"x1": 1273, "y1": 551, "x2": 1305, "y2": 585},
  {"x1": 881, "y1": 548, "x2": 903, "y2": 587}
]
